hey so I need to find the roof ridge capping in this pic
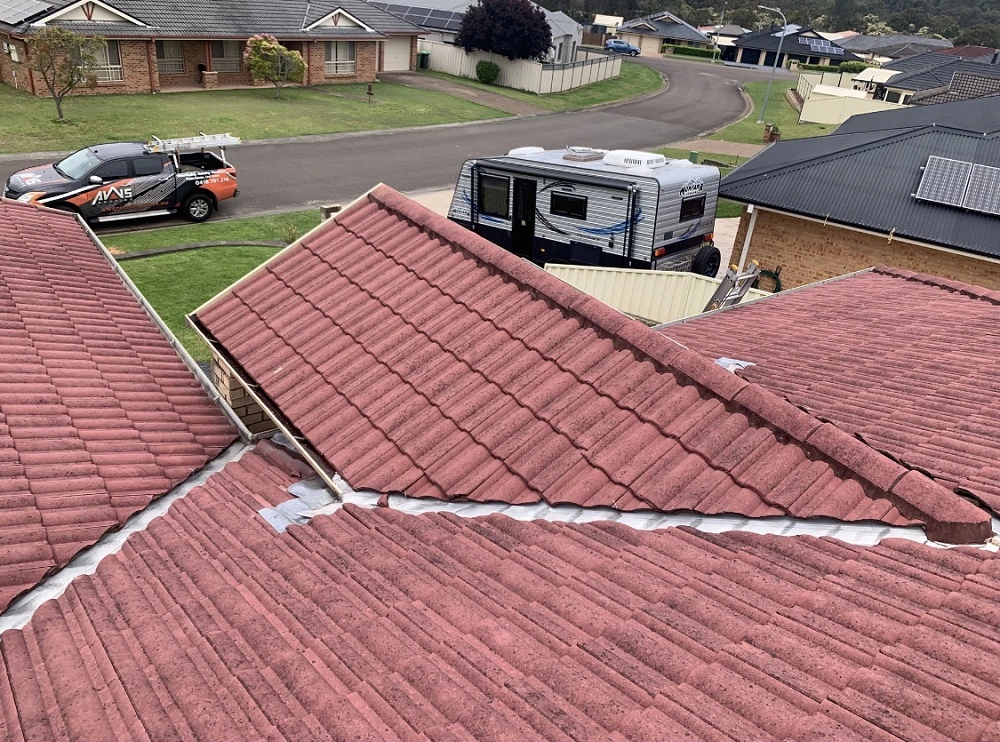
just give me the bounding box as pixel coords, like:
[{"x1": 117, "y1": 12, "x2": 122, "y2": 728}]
[
  {"x1": 363, "y1": 186, "x2": 992, "y2": 544},
  {"x1": 873, "y1": 265, "x2": 1000, "y2": 303}
]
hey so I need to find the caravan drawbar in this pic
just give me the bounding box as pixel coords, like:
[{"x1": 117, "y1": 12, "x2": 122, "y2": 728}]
[{"x1": 447, "y1": 146, "x2": 722, "y2": 276}]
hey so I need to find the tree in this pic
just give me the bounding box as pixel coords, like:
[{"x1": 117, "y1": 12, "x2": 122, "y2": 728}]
[
  {"x1": 955, "y1": 23, "x2": 1000, "y2": 48},
  {"x1": 457, "y1": 0, "x2": 552, "y2": 61},
  {"x1": 26, "y1": 27, "x2": 103, "y2": 122},
  {"x1": 830, "y1": 0, "x2": 858, "y2": 30},
  {"x1": 243, "y1": 35, "x2": 307, "y2": 97}
]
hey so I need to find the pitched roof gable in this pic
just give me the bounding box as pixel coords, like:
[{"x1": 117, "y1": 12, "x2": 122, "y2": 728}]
[
  {"x1": 192, "y1": 186, "x2": 989, "y2": 543},
  {"x1": 661, "y1": 266, "x2": 1000, "y2": 523},
  {"x1": 1, "y1": 445, "x2": 998, "y2": 738},
  {"x1": 0, "y1": 200, "x2": 236, "y2": 611}
]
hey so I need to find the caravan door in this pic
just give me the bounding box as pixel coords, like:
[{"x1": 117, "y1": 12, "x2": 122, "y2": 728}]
[{"x1": 512, "y1": 178, "x2": 536, "y2": 259}]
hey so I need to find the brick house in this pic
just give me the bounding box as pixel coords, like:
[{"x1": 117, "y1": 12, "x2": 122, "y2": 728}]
[
  {"x1": 0, "y1": 0, "x2": 422, "y2": 96},
  {"x1": 616, "y1": 11, "x2": 711, "y2": 55},
  {"x1": 720, "y1": 97, "x2": 1000, "y2": 291},
  {"x1": 722, "y1": 24, "x2": 860, "y2": 67}
]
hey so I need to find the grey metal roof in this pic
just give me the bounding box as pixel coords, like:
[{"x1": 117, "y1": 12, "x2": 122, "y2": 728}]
[
  {"x1": 834, "y1": 96, "x2": 1000, "y2": 135},
  {"x1": 884, "y1": 57, "x2": 1000, "y2": 93},
  {"x1": 2, "y1": 0, "x2": 421, "y2": 36},
  {"x1": 619, "y1": 11, "x2": 707, "y2": 44},
  {"x1": 720, "y1": 110, "x2": 1000, "y2": 259}
]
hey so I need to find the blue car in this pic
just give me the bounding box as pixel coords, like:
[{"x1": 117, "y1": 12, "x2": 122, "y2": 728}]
[{"x1": 605, "y1": 39, "x2": 640, "y2": 56}]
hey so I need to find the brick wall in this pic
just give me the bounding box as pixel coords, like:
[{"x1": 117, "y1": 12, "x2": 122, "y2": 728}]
[
  {"x1": 0, "y1": 36, "x2": 31, "y2": 93},
  {"x1": 738, "y1": 208, "x2": 1000, "y2": 291},
  {"x1": 157, "y1": 40, "x2": 206, "y2": 88},
  {"x1": 307, "y1": 40, "x2": 378, "y2": 84},
  {"x1": 211, "y1": 358, "x2": 277, "y2": 436}
]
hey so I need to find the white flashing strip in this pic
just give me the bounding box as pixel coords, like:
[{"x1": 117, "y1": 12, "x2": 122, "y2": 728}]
[
  {"x1": 303, "y1": 475, "x2": 965, "y2": 549},
  {"x1": 0, "y1": 442, "x2": 249, "y2": 634}
]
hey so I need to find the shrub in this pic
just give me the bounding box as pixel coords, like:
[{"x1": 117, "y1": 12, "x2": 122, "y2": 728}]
[
  {"x1": 799, "y1": 63, "x2": 841, "y2": 72},
  {"x1": 476, "y1": 60, "x2": 501, "y2": 85},
  {"x1": 458, "y1": 0, "x2": 551, "y2": 61},
  {"x1": 663, "y1": 45, "x2": 716, "y2": 59},
  {"x1": 838, "y1": 60, "x2": 869, "y2": 73}
]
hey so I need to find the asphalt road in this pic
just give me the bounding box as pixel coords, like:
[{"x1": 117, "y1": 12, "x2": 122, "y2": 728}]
[{"x1": 2, "y1": 57, "x2": 791, "y2": 221}]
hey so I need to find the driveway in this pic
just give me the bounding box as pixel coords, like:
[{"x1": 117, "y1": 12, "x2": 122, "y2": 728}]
[{"x1": 2, "y1": 57, "x2": 794, "y2": 221}]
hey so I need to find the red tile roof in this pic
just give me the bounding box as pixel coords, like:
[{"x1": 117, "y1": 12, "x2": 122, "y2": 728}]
[
  {"x1": 661, "y1": 267, "x2": 1000, "y2": 523},
  {"x1": 0, "y1": 200, "x2": 236, "y2": 610},
  {"x1": 193, "y1": 186, "x2": 989, "y2": 543},
  {"x1": 3, "y1": 444, "x2": 1000, "y2": 740}
]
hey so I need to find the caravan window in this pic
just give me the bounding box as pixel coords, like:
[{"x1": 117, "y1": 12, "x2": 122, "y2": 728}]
[
  {"x1": 479, "y1": 174, "x2": 510, "y2": 218},
  {"x1": 680, "y1": 195, "x2": 706, "y2": 221},
  {"x1": 550, "y1": 192, "x2": 587, "y2": 220}
]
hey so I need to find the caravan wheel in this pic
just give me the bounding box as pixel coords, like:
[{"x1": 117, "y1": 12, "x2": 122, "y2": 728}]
[{"x1": 692, "y1": 245, "x2": 721, "y2": 277}]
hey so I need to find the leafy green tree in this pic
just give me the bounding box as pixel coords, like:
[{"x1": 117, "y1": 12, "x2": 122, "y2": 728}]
[
  {"x1": 243, "y1": 35, "x2": 307, "y2": 98},
  {"x1": 830, "y1": 0, "x2": 858, "y2": 30},
  {"x1": 458, "y1": 0, "x2": 553, "y2": 61},
  {"x1": 955, "y1": 23, "x2": 999, "y2": 48},
  {"x1": 26, "y1": 27, "x2": 103, "y2": 122}
]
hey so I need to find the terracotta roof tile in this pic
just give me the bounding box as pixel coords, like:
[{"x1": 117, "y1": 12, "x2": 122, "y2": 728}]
[
  {"x1": 3, "y1": 448, "x2": 1000, "y2": 738},
  {"x1": 0, "y1": 200, "x2": 236, "y2": 610},
  {"x1": 194, "y1": 188, "x2": 989, "y2": 543},
  {"x1": 662, "y1": 267, "x2": 1000, "y2": 531}
]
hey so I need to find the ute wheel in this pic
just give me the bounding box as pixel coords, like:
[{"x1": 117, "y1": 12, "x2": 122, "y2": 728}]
[
  {"x1": 692, "y1": 244, "x2": 721, "y2": 277},
  {"x1": 182, "y1": 192, "x2": 213, "y2": 223}
]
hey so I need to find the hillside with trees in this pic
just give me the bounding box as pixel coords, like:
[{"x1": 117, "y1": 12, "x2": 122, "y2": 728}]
[{"x1": 538, "y1": 0, "x2": 1000, "y2": 46}]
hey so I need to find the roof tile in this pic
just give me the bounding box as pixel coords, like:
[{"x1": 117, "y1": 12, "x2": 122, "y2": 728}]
[{"x1": 0, "y1": 200, "x2": 235, "y2": 610}]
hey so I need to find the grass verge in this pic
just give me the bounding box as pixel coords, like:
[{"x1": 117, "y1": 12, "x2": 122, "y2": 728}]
[
  {"x1": 422, "y1": 60, "x2": 662, "y2": 111},
  {"x1": 655, "y1": 147, "x2": 746, "y2": 219},
  {"x1": 708, "y1": 81, "x2": 834, "y2": 144},
  {"x1": 102, "y1": 210, "x2": 321, "y2": 254},
  {"x1": 122, "y1": 245, "x2": 281, "y2": 361},
  {"x1": 0, "y1": 83, "x2": 507, "y2": 154}
]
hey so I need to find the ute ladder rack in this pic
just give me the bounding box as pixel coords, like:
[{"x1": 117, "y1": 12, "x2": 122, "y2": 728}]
[
  {"x1": 145, "y1": 132, "x2": 241, "y2": 154},
  {"x1": 703, "y1": 261, "x2": 762, "y2": 313}
]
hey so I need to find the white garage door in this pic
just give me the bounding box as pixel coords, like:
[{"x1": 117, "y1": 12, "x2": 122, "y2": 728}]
[{"x1": 382, "y1": 37, "x2": 412, "y2": 71}]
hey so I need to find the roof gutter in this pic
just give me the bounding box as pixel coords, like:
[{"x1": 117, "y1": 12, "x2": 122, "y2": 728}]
[
  {"x1": 745, "y1": 204, "x2": 1000, "y2": 267},
  {"x1": 78, "y1": 216, "x2": 252, "y2": 442}
]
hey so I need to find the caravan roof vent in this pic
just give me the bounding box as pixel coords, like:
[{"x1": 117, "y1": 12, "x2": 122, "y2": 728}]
[
  {"x1": 508, "y1": 146, "x2": 546, "y2": 156},
  {"x1": 563, "y1": 146, "x2": 606, "y2": 161},
  {"x1": 603, "y1": 150, "x2": 667, "y2": 169}
]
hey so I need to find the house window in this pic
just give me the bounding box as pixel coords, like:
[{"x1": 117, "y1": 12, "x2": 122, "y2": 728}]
[
  {"x1": 478, "y1": 174, "x2": 509, "y2": 219},
  {"x1": 325, "y1": 41, "x2": 356, "y2": 75},
  {"x1": 550, "y1": 192, "x2": 587, "y2": 220},
  {"x1": 93, "y1": 40, "x2": 123, "y2": 83},
  {"x1": 155, "y1": 40, "x2": 184, "y2": 75},
  {"x1": 211, "y1": 40, "x2": 242, "y2": 72},
  {"x1": 680, "y1": 195, "x2": 706, "y2": 221}
]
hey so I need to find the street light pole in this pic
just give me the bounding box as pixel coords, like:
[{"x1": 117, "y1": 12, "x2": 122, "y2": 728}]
[{"x1": 756, "y1": 4, "x2": 786, "y2": 124}]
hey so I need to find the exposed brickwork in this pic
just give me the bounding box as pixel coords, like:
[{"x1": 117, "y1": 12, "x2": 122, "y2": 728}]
[
  {"x1": 737, "y1": 208, "x2": 1000, "y2": 291},
  {"x1": 157, "y1": 40, "x2": 207, "y2": 88},
  {"x1": 0, "y1": 35, "x2": 32, "y2": 93},
  {"x1": 212, "y1": 357, "x2": 276, "y2": 435}
]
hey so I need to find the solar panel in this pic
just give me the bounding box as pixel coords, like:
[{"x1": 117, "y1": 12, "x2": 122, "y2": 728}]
[
  {"x1": 428, "y1": 10, "x2": 451, "y2": 19},
  {"x1": 829, "y1": 47, "x2": 844, "y2": 55},
  {"x1": 915, "y1": 156, "x2": 974, "y2": 207},
  {"x1": 963, "y1": 163, "x2": 1000, "y2": 215},
  {"x1": 0, "y1": 0, "x2": 51, "y2": 25},
  {"x1": 387, "y1": 4, "x2": 409, "y2": 12}
]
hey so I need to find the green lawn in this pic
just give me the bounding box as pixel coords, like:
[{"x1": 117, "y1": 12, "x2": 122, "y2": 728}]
[
  {"x1": 0, "y1": 82, "x2": 507, "y2": 154},
  {"x1": 423, "y1": 60, "x2": 663, "y2": 111},
  {"x1": 709, "y1": 80, "x2": 835, "y2": 144},
  {"x1": 122, "y1": 245, "x2": 281, "y2": 361},
  {"x1": 654, "y1": 147, "x2": 746, "y2": 219},
  {"x1": 104, "y1": 209, "x2": 321, "y2": 254}
]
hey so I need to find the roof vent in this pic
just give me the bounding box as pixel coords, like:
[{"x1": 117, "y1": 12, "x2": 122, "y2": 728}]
[
  {"x1": 507, "y1": 146, "x2": 545, "y2": 156},
  {"x1": 563, "y1": 146, "x2": 605, "y2": 161},
  {"x1": 603, "y1": 150, "x2": 667, "y2": 169}
]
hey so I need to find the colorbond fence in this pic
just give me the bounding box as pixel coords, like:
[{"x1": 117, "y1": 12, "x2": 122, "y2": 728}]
[{"x1": 418, "y1": 41, "x2": 621, "y2": 94}]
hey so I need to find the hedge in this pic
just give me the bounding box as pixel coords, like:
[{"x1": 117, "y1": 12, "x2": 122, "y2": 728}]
[
  {"x1": 798, "y1": 63, "x2": 841, "y2": 72},
  {"x1": 663, "y1": 44, "x2": 716, "y2": 58}
]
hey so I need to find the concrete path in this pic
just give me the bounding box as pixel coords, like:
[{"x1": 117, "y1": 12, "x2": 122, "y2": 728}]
[
  {"x1": 670, "y1": 139, "x2": 767, "y2": 159},
  {"x1": 377, "y1": 71, "x2": 549, "y2": 116}
]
